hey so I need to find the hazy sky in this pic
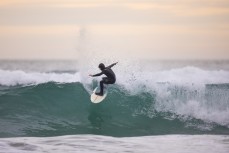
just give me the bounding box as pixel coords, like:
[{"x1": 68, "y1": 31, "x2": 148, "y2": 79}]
[{"x1": 0, "y1": 0, "x2": 229, "y2": 60}]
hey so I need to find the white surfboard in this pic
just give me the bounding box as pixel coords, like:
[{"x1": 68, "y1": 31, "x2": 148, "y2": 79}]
[{"x1": 90, "y1": 87, "x2": 108, "y2": 103}]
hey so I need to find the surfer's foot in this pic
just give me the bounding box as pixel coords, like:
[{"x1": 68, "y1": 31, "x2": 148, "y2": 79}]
[{"x1": 95, "y1": 92, "x2": 103, "y2": 96}]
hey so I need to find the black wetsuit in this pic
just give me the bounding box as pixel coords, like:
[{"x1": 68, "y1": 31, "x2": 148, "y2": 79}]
[{"x1": 92, "y1": 64, "x2": 116, "y2": 95}]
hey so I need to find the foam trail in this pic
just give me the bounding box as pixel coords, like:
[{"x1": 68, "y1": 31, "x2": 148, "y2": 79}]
[{"x1": 0, "y1": 135, "x2": 228, "y2": 153}]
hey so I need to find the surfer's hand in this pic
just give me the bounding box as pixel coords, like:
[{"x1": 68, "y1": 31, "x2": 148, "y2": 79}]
[
  {"x1": 115, "y1": 62, "x2": 118, "y2": 65},
  {"x1": 89, "y1": 74, "x2": 93, "y2": 77}
]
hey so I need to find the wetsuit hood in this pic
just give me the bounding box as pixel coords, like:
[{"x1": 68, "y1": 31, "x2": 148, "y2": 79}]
[{"x1": 99, "y1": 63, "x2": 105, "y2": 70}]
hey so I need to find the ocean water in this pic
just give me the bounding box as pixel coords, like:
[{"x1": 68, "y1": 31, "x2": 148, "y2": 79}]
[{"x1": 0, "y1": 60, "x2": 229, "y2": 153}]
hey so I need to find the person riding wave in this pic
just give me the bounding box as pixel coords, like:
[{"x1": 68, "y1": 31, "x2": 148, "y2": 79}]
[{"x1": 89, "y1": 62, "x2": 118, "y2": 96}]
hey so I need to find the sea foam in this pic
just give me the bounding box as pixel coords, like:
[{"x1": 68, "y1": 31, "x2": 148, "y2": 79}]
[{"x1": 0, "y1": 69, "x2": 81, "y2": 86}]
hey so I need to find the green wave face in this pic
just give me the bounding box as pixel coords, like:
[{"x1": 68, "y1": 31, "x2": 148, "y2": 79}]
[{"x1": 0, "y1": 82, "x2": 229, "y2": 138}]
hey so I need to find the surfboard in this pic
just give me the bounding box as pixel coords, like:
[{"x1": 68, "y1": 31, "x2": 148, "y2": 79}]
[{"x1": 90, "y1": 87, "x2": 108, "y2": 103}]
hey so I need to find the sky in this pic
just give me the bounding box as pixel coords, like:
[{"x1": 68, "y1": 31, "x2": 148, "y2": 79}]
[{"x1": 0, "y1": 0, "x2": 229, "y2": 60}]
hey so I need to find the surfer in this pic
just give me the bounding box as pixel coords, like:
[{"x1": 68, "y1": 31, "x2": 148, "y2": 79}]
[{"x1": 89, "y1": 62, "x2": 118, "y2": 96}]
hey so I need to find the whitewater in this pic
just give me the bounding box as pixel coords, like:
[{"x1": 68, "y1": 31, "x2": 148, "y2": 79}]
[{"x1": 0, "y1": 60, "x2": 229, "y2": 152}]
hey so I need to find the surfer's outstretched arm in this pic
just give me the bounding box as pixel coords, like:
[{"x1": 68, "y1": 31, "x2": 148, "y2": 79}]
[
  {"x1": 107, "y1": 62, "x2": 118, "y2": 68},
  {"x1": 90, "y1": 72, "x2": 103, "y2": 77}
]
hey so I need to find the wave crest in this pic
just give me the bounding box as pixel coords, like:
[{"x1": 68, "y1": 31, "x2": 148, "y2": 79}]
[{"x1": 0, "y1": 69, "x2": 81, "y2": 86}]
